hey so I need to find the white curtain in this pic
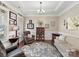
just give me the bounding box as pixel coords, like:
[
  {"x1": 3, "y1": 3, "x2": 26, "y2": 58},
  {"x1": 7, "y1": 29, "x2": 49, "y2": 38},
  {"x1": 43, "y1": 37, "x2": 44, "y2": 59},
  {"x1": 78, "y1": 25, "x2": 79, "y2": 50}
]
[{"x1": 0, "y1": 9, "x2": 7, "y2": 40}]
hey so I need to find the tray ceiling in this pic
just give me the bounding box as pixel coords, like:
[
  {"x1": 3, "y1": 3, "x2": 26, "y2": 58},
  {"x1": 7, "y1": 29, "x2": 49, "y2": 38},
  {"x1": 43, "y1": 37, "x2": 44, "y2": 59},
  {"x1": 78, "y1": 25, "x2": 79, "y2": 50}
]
[{"x1": 2, "y1": 1, "x2": 79, "y2": 16}]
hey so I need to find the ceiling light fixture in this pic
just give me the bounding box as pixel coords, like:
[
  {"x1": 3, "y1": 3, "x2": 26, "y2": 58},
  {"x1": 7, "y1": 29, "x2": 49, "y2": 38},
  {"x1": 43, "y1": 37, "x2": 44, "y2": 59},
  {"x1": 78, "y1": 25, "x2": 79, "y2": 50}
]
[{"x1": 37, "y1": 2, "x2": 45, "y2": 14}]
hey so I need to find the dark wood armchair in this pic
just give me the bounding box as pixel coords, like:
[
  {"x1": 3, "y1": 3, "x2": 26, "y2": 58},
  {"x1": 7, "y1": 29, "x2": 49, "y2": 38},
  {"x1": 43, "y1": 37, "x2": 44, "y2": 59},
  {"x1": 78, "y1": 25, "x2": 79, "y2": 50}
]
[
  {"x1": 0, "y1": 41, "x2": 25, "y2": 57},
  {"x1": 23, "y1": 31, "x2": 35, "y2": 44}
]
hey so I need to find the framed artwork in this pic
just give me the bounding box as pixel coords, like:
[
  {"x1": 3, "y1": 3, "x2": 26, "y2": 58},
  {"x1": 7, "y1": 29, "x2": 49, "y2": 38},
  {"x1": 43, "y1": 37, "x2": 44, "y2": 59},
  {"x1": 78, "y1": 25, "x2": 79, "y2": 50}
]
[
  {"x1": 66, "y1": 22, "x2": 68, "y2": 29},
  {"x1": 50, "y1": 21, "x2": 55, "y2": 26},
  {"x1": 27, "y1": 20, "x2": 34, "y2": 29},
  {"x1": 64, "y1": 20, "x2": 66, "y2": 26},
  {"x1": 45, "y1": 24, "x2": 49, "y2": 28},
  {"x1": 66, "y1": 16, "x2": 79, "y2": 30},
  {"x1": 27, "y1": 23, "x2": 34, "y2": 29},
  {"x1": 9, "y1": 11, "x2": 17, "y2": 25},
  {"x1": 9, "y1": 11, "x2": 17, "y2": 20}
]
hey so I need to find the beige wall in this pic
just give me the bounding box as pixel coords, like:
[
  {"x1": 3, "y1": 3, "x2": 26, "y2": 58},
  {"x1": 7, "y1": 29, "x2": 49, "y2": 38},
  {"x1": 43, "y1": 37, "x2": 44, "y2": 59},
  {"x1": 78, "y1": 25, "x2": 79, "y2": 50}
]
[
  {"x1": 59, "y1": 4, "x2": 79, "y2": 36},
  {"x1": 24, "y1": 16, "x2": 59, "y2": 40}
]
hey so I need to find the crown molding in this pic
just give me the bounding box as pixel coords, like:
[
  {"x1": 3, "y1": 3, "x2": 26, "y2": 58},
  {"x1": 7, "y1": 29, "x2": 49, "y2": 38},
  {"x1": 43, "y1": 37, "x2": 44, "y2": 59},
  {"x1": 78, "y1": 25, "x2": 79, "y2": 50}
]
[
  {"x1": 1, "y1": 1, "x2": 24, "y2": 17},
  {"x1": 25, "y1": 14, "x2": 60, "y2": 17},
  {"x1": 54, "y1": 1, "x2": 64, "y2": 11},
  {"x1": 2, "y1": 1, "x2": 79, "y2": 17},
  {"x1": 59, "y1": 2, "x2": 79, "y2": 16}
]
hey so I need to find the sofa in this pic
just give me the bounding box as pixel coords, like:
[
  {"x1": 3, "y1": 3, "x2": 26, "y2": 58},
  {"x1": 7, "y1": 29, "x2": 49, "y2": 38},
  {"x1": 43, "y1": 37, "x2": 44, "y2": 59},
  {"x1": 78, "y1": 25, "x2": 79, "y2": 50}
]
[{"x1": 54, "y1": 34, "x2": 79, "y2": 57}]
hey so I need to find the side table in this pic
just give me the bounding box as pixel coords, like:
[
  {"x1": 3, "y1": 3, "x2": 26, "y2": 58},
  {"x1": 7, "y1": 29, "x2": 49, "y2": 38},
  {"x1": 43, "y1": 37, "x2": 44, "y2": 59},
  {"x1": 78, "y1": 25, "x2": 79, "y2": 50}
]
[
  {"x1": 9, "y1": 37, "x2": 19, "y2": 46},
  {"x1": 52, "y1": 33, "x2": 60, "y2": 45}
]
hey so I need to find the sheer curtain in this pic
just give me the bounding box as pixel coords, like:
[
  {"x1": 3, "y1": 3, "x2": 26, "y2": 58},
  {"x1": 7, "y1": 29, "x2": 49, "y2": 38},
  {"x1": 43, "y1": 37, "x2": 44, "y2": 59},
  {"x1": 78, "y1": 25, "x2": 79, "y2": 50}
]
[{"x1": 0, "y1": 9, "x2": 7, "y2": 41}]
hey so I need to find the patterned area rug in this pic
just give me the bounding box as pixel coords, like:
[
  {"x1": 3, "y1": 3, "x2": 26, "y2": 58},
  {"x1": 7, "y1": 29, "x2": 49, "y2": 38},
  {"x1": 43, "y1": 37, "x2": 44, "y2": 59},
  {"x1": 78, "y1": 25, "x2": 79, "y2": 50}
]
[{"x1": 21, "y1": 42, "x2": 62, "y2": 57}]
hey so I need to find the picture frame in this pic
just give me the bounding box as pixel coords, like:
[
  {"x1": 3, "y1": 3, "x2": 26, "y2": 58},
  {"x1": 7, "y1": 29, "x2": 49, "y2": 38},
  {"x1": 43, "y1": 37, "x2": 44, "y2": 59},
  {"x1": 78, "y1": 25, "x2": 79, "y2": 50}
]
[
  {"x1": 27, "y1": 23, "x2": 34, "y2": 29},
  {"x1": 64, "y1": 20, "x2": 66, "y2": 26},
  {"x1": 27, "y1": 20, "x2": 34, "y2": 29},
  {"x1": 9, "y1": 11, "x2": 17, "y2": 20},
  {"x1": 0, "y1": 25, "x2": 5, "y2": 37}
]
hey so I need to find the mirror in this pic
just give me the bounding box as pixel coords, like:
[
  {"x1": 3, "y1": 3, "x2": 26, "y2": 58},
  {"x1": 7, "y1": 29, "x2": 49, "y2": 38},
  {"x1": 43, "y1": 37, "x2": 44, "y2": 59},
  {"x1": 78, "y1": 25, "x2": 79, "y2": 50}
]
[{"x1": 66, "y1": 16, "x2": 79, "y2": 30}]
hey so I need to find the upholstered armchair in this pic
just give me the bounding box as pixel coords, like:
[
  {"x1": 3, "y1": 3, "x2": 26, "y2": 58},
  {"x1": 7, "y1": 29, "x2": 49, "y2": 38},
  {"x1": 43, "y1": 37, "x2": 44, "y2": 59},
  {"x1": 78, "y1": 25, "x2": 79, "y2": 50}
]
[
  {"x1": 0, "y1": 41, "x2": 25, "y2": 57},
  {"x1": 23, "y1": 31, "x2": 35, "y2": 44}
]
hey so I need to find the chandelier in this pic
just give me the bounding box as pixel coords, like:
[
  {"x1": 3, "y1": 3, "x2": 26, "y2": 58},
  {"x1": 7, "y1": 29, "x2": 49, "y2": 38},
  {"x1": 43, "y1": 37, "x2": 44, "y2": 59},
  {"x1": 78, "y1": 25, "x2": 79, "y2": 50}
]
[{"x1": 37, "y1": 2, "x2": 45, "y2": 14}]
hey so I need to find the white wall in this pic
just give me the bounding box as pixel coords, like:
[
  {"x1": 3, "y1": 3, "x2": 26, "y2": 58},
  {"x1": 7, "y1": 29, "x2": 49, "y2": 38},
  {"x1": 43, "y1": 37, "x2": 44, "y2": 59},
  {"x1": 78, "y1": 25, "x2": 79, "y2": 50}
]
[
  {"x1": 59, "y1": 4, "x2": 79, "y2": 36},
  {"x1": 24, "y1": 16, "x2": 59, "y2": 40}
]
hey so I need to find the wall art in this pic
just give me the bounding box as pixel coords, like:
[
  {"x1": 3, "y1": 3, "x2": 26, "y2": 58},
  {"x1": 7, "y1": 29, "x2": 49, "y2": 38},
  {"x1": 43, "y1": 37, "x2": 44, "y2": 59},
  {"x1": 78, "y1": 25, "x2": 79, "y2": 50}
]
[
  {"x1": 9, "y1": 11, "x2": 17, "y2": 20},
  {"x1": 27, "y1": 20, "x2": 34, "y2": 29}
]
